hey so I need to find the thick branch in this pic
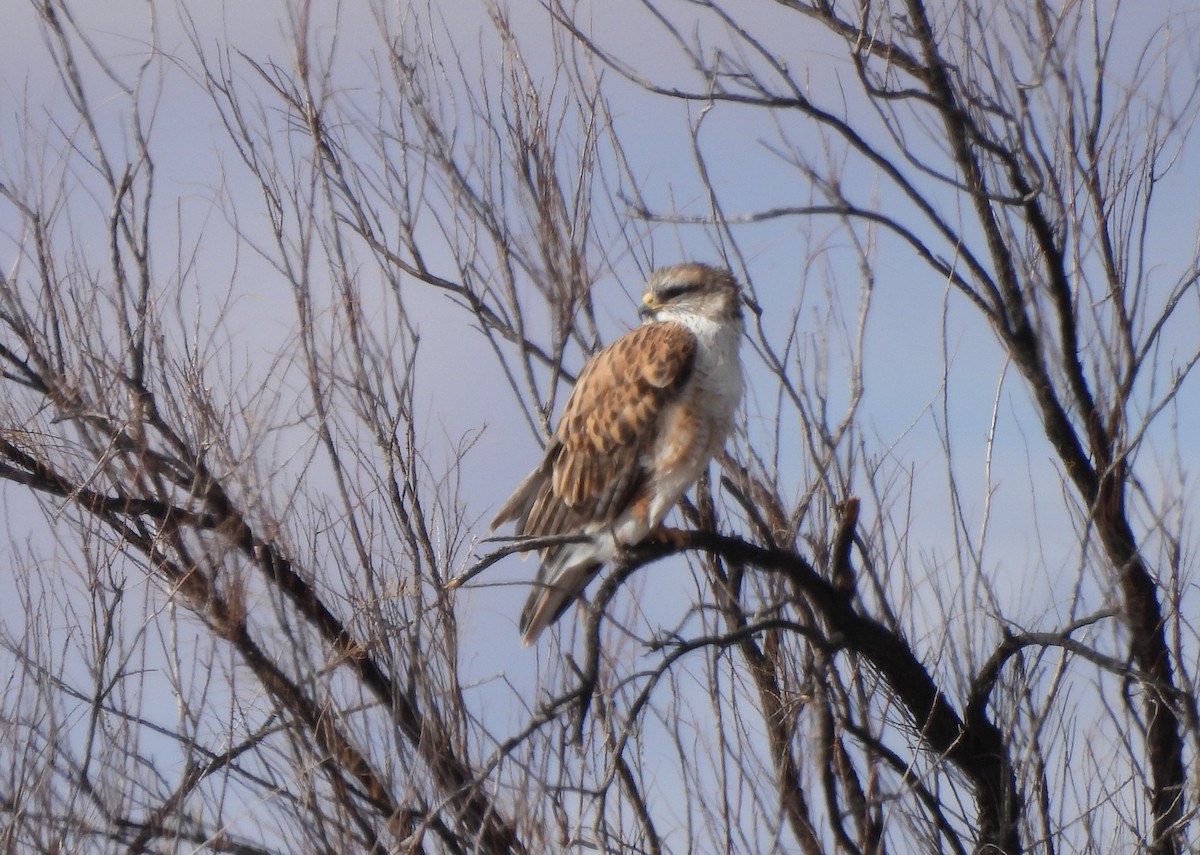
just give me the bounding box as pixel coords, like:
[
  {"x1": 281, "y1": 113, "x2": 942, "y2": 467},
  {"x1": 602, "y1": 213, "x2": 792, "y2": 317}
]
[{"x1": 625, "y1": 529, "x2": 1021, "y2": 854}]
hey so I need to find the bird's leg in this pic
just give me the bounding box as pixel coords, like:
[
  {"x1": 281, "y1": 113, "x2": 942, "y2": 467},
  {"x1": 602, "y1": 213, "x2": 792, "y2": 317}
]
[{"x1": 645, "y1": 525, "x2": 690, "y2": 550}]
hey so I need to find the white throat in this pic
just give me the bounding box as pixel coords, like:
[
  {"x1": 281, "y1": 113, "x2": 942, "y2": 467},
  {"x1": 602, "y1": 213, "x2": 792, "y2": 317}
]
[{"x1": 662, "y1": 309, "x2": 744, "y2": 422}]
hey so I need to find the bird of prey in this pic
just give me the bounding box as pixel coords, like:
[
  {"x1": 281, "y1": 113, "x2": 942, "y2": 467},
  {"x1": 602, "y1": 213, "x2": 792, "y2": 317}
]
[{"x1": 492, "y1": 263, "x2": 745, "y2": 645}]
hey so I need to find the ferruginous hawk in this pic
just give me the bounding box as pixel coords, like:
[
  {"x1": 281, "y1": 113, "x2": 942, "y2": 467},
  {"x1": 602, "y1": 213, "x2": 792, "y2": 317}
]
[{"x1": 492, "y1": 263, "x2": 745, "y2": 645}]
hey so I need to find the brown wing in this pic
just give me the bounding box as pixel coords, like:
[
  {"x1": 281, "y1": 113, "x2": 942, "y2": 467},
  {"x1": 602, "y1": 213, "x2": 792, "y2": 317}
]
[{"x1": 492, "y1": 321, "x2": 697, "y2": 538}]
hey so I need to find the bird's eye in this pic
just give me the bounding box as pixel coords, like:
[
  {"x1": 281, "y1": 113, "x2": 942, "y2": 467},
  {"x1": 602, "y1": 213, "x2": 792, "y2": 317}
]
[{"x1": 658, "y1": 283, "x2": 693, "y2": 301}]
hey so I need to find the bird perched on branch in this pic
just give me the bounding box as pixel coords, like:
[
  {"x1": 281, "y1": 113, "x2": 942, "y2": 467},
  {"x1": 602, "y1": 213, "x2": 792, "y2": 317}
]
[{"x1": 492, "y1": 263, "x2": 745, "y2": 645}]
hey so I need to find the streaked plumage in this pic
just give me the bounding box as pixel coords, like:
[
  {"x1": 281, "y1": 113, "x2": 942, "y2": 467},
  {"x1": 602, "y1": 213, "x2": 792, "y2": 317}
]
[{"x1": 492, "y1": 263, "x2": 745, "y2": 645}]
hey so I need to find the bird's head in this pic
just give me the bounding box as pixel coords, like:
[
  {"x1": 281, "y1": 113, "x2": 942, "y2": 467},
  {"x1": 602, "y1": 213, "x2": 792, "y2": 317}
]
[{"x1": 638, "y1": 263, "x2": 743, "y2": 323}]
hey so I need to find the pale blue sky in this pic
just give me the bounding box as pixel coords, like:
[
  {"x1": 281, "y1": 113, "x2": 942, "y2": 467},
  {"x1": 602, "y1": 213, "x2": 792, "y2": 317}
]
[
  {"x1": 2, "y1": 2, "x2": 1198, "y2": 848},
  {"x1": 2, "y1": 0, "x2": 1196, "y2": 684}
]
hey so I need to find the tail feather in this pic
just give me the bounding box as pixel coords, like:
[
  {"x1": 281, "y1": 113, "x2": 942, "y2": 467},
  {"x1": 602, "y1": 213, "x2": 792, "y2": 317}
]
[
  {"x1": 518, "y1": 561, "x2": 601, "y2": 646},
  {"x1": 518, "y1": 535, "x2": 614, "y2": 645}
]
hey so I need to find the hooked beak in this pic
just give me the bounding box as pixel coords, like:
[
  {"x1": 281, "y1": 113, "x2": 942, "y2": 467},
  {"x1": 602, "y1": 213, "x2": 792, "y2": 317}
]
[{"x1": 639, "y1": 292, "x2": 659, "y2": 320}]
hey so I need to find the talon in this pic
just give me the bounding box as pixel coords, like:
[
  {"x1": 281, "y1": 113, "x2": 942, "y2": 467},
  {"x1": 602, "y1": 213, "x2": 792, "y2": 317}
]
[{"x1": 647, "y1": 525, "x2": 689, "y2": 549}]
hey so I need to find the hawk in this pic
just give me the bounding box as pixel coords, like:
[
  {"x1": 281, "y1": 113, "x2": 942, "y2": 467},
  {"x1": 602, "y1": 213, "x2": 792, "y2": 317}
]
[{"x1": 492, "y1": 263, "x2": 745, "y2": 645}]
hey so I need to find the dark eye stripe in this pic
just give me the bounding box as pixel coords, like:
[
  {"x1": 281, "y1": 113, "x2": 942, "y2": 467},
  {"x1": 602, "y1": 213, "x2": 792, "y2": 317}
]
[{"x1": 658, "y1": 282, "x2": 696, "y2": 301}]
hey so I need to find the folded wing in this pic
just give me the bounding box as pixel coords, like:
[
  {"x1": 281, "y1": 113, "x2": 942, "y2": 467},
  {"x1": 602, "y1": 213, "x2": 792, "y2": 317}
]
[{"x1": 491, "y1": 322, "x2": 697, "y2": 643}]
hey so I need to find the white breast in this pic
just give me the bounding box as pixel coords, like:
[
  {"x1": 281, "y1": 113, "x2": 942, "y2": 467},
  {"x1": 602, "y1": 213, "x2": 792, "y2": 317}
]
[
  {"x1": 683, "y1": 311, "x2": 745, "y2": 444},
  {"x1": 637, "y1": 312, "x2": 744, "y2": 531}
]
